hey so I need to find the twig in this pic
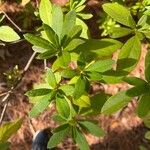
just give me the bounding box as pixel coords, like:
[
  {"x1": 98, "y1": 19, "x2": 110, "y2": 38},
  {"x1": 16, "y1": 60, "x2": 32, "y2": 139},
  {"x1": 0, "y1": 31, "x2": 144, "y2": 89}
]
[
  {"x1": 24, "y1": 52, "x2": 37, "y2": 72},
  {"x1": 0, "y1": 91, "x2": 10, "y2": 97},
  {"x1": 2, "y1": 11, "x2": 22, "y2": 32},
  {"x1": 44, "y1": 59, "x2": 48, "y2": 70},
  {"x1": 0, "y1": 52, "x2": 37, "y2": 125},
  {"x1": 0, "y1": 101, "x2": 9, "y2": 123},
  {"x1": 28, "y1": 119, "x2": 36, "y2": 135}
]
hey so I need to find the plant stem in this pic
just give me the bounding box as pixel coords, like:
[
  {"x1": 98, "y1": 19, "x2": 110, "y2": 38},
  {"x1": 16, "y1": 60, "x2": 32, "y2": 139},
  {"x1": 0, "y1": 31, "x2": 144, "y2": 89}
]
[{"x1": 0, "y1": 52, "x2": 37, "y2": 125}]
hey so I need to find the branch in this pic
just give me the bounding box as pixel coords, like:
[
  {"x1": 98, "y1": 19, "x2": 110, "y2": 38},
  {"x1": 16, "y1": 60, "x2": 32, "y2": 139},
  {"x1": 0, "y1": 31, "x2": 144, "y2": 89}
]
[
  {"x1": 0, "y1": 52, "x2": 37, "y2": 125},
  {"x1": 2, "y1": 11, "x2": 22, "y2": 32}
]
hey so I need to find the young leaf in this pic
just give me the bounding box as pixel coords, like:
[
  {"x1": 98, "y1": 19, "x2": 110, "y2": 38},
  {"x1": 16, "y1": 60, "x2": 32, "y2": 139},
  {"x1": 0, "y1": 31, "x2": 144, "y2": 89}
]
[
  {"x1": 56, "y1": 95, "x2": 70, "y2": 119},
  {"x1": 145, "y1": 50, "x2": 150, "y2": 82},
  {"x1": 46, "y1": 69, "x2": 57, "y2": 88},
  {"x1": 29, "y1": 92, "x2": 54, "y2": 118},
  {"x1": 62, "y1": 11, "x2": 76, "y2": 37},
  {"x1": 39, "y1": 0, "x2": 52, "y2": 26},
  {"x1": 52, "y1": 4, "x2": 63, "y2": 39},
  {"x1": 117, "y1": 36, "x2": 141, "y2": 72},
  {"x1": 137, "y1": 93, "x2": 150, "y2": 118},
  {"x1": 43, "y1": 24, "x2": 59, "y2": 46},
  {"x1": 101, "y1": 91, "x2": 131, "y2": 115},
  {"x1": 85, "y1": 59, "x2": 115, "y2": 72},
  {"x1": 0, "y1": 26, "x2": 20, "y2": 42},
  {"x1": 73, "y1": 76, "x2": 87, "y2": 99},
  {"x1": 52, "y1": 52, "x2": 71, "y2": 71},
  {"x1": 76, "y1": 18, "x2": 89, "y2": 39},
  {"x1": 32, "y1": 46, "x2": 47, "y2": 53},
  {"x1": 59, "y1": 85, "x2": 75, "y2": 96},
  {"x1": 79, "y1": 120, "x2": 105, "y2": 137},
  {"x1": 47, "y1": 124, "x2": 70, "y2": 149},
  {"x1": 26, "y1": 88, "x2": 51, "y2": 97},
  {"x1": 0, "y1": 118, "x2": 23, "y2": 142},
  {"x1": 110, "y1": 27, "x2": 132, "y2": 38},
  {"x1": 75, "y1": 5, "x2": 86, "y2": 13},
  {"x1": 75, "y1": 95, "x2": 91, "y2": 107},
  {"x1": 24, "y1": 34, "x2": 55, "y2": 50},
  {"x1": 74, "y1": 128, "x2": 90, "y2": 150},
  {"x1": 102, "y1": 3, "x2": 136, "y2": 28},
  {"x1": 78, "y1": 13, "x2": 93, "y2": 20}
]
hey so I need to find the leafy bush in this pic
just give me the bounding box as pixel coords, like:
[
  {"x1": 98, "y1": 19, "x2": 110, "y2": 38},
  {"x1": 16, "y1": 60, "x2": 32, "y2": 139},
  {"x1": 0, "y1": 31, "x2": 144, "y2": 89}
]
[{"x1": 0, "y1": 0, "x2": 150, "y2": 149}]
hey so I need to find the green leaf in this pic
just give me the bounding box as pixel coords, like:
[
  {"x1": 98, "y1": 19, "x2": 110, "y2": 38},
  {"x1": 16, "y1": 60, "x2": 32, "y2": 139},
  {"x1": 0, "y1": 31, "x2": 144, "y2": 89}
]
[
  {"x1": 66, "y1": 25, "x2": 82, "y2": 40},
  {"x1": 47, "y1": 124, "x2": 69, "y2": 149},
  {"x1": 75, "y1": 5, "x2": 86, "y2": 12},
  {"x1": 75, "y1": 95, "x2": 91, "y2": 107},
  {"x1": 101, "y1": 70, "x2": 127, "y2": 84},
  {"x1": 110, "y1": 27, "x2": 132, "y2": 38},
  {"x1": 123, "y1": 77, "x2": 148, "y2": 86},
  {"x1": 117, "y1": 36, "x2": 141, "y2": 72},
  {"x1": 74, "y1": 128, "x2": 90, "y2": 150},
  {"x1": 0, "y1": 118, "x2": 23, "y2": 142},
  {"x1": 56, "y1": 95, "x2": 70, "y2": 119},
  {"x1": 137, "y1": 15, "x2": 147, "y2": 27},
  {"x1": 43, "y1": 24, "x2": 59, "y2": 46},
  {"x1": 52, "y1": 114, "x2": 66, "y2": 123},
  {"x1": 145, "y1": 50, "x2": 150, "y2": 82},
  {"x1": 101, "y1": 91, "x2": 131, "y2": 115},
  {"x1": 76, "y1": 18, "x2": 89, "y2": 39},
  {"x1": 71, "y1": 0, "x2": 86, "y2": 9},
  {"x1": 126, "y1": 84, "x2": 149, "y2": 97},
  {"x1": 52, "y1": 52, "x2": 71, "y2": 71},
  {"x1": 37, "y1": 50, "x2": 56, "y2": 59},
  {"x1": 64, "y1": 39, "x2": 85, "y2": 51},
  {"x1": 85, "y1": 93, "x2": 109, "y2": 115},
  {"x1": 25, "y1": 88, "x2": 51, "y2": 97},
  {"x1": 0, "y1": 142, "x2": 10, "y2": 150},
  {"x1": 102, "y1": 3, "x2": 135, "y2": 28},
  {"x1": 145, "y1": 131, "x2": 150, "y2": 140},
  {"x1": 32, "y1": 46, "x2": 47, "y2": 53},
  {"x1": 52, "y1": 4, "x2": 63, "y2": 40},
  {"x1": 86, "y1": 71, "x2": 102, "y2": 81},
  {"x1": 62, "y1": 11, "x2": 76, "y2": 37},
  {"x1": 39, "y1": 0, "x2": 52, "y2": 26},
  {"x1": 79, "y1": 120, "x2": 105, "y2": 137},
  {"x1": 137, "y1": 93, "x2": 150, "y2": 118},
  {"x1": 73, "y1": 76, "x2": 87, "y2": 99},
  {"x1": 0, "y1": 26, "x2": 20, "y2": 42},
  {"x1": 24, "y1": 34, "x2": 55, "y2": 50},
  {"x1": 29, "y1": 92, "x2": 54, "y2": 118},
  {"x1": 77, "y1": 39, "x2": 122, "y2": 57},
  {"x1": 46, "y1": 69, "x2": 57, "y2": 88},
  {"x1": 78, "y1": 13, "x2": 93, "y2": 20},
  {"x1": 61, "y1": 69, "x2": 78, "y2": 79},
  {"x1": 85, "y1": 59, "x2": 115, "y2": 72},
  {"x1": 59, "y1": 85, "x2": 74, "y2": 96}
]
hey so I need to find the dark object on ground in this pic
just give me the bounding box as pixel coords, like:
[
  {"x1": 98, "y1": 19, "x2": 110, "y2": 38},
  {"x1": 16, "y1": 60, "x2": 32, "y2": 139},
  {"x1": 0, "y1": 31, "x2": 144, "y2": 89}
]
[{"x1": 32, "y1": 128, "x2": 55, "y2": 150}]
